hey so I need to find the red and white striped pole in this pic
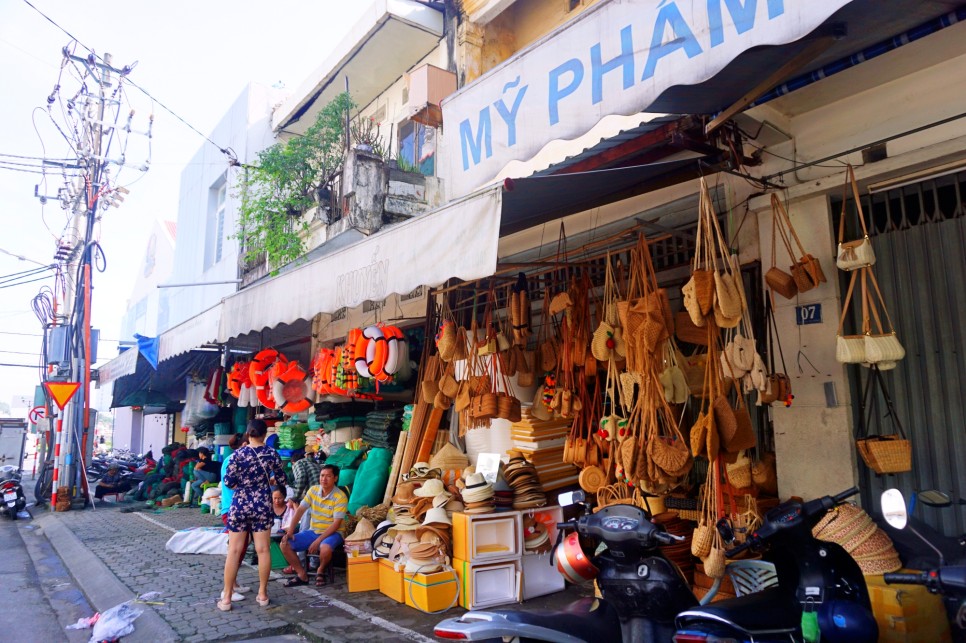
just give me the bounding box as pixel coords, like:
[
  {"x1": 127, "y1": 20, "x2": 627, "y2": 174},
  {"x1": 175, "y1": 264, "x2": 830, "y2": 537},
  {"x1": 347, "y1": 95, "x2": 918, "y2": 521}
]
[{"x1": 50, "y1": 413, "x2": 63, "y2": 510}]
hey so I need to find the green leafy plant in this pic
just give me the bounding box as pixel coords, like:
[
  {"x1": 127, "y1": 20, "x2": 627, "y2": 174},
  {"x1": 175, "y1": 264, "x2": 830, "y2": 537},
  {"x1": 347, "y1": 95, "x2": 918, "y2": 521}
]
[{"x1": 236, "y1": 92, "x2": 354, "y2": 270}]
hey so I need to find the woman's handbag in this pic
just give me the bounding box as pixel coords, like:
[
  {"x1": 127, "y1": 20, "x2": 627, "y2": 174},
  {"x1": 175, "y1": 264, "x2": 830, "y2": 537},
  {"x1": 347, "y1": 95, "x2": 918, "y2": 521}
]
[
  {"x1": 835, "y1": 269, "x2": 867, "y2": 364},
  {"x1": 765, "y1": 206, "x2": 798, "y2": 300},
  {"x1": 863, "y1": 268, "x2": 905, "y2": 365},
  {"x1": 854, "y1": 364, "x2": 911, "y2": 474},
  {"x1": 837, "y1": 165, "x2": 876, "y2": 271},
  {"x1": 771, "y1": 194, "x2": 826, "y2": 293}
]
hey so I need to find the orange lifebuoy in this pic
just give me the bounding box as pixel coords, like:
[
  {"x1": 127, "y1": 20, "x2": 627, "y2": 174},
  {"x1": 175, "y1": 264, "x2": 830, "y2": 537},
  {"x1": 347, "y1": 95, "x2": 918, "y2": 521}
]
[
  {"x1": 375, "y1": 325, "x2": 404, "y2": 380},
  {"x1": 363, "y1": 325, "x2": 388, "y2": 381},
  {"x1": 226, "y1": 361, "x2": 251, "y2": 398},
  {"x1": 250, "y1": 349, "x2": 286, "y2": 410},
  {"x1": 272, "y1": 360, "x2": 312, "y2": 415}
]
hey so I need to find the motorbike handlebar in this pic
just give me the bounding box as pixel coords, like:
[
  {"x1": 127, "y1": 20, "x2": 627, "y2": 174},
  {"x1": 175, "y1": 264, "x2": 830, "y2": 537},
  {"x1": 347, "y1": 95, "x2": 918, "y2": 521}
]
[
  {"x1": 832, "y1": 487, "x2": 860, "y2": 504},
  {"x1": 725, "y1": 540, "x2": 753, "y2": 558},
  {"x1": 884, "y1": 572, "x2": 928, "y2": 586}
]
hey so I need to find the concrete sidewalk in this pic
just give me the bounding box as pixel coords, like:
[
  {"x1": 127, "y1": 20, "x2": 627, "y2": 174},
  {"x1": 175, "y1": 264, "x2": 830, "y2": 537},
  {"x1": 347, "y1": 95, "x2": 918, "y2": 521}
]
[{"x1": 31, "y1": 501, "x2": 590, "y2": 642}]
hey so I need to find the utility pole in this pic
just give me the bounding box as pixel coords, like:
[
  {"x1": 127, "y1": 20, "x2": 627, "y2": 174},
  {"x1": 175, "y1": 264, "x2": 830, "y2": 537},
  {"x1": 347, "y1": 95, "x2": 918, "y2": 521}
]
[{"x1": 45, "y1": 50, "x2": 147, "y2": 509}]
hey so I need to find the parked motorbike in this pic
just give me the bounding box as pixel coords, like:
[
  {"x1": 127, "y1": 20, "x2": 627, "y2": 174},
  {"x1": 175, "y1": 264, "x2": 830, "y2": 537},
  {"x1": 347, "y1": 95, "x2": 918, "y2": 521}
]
[
  {"x1": 881, "y1": 488, "x2": 966, "y2": 642},
  {"x1": 0, "y1": 464, "x2": 27, "y2": 520},
  {"x1": 435, "y1": 490, "x2": 705, "y2": 642},
  {"x1": 673, "y1": 487, "x2": 878, "y2": 642}
]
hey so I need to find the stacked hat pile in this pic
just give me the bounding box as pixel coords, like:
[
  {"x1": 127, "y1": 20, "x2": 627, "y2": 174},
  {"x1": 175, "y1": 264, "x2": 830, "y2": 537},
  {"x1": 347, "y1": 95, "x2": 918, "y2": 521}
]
[
  {"x1": 522, "y1": 515, "x2": 552, "y2": 554},
  {"x1": 429, "y1": 443, "x2": 470, "y2": 485},
  {"x1": 344, "y1": 517, "x2": 376, "y2": 556},
  {"x1": 390, "y1": 480, "x2": 423, "y2": 531},
  {"x1": 504, "y1": 454, "x2": 548, "y2": 510},
  {"x1": 362, "y1": 408, "x2": 403, "y2": 449},
  {"x1": 459, "y1": 472, "x2": 495, "y2": 514}
]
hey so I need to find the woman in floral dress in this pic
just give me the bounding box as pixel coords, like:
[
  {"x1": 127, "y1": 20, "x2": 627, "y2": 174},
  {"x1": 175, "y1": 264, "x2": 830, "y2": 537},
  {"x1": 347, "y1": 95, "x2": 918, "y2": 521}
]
[{"x1": 219, "y1": 419, "x2": 287, "y2": 610}]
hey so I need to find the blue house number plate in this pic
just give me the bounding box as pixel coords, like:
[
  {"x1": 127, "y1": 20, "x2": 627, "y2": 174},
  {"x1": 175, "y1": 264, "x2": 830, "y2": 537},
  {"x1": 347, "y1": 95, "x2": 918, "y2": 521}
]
[{"x1": 796, "y1": 304, "x2": 822, "y2": 325}]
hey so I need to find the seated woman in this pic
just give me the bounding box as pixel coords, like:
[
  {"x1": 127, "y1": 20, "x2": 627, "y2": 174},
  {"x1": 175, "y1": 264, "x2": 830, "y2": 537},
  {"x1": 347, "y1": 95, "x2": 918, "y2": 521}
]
[
  {"x1": 271, "y1": 486, "x2": 296, "y2": 537},
  {"x1": 94, "y1": 465, "x2": 132, "y2": 500}
]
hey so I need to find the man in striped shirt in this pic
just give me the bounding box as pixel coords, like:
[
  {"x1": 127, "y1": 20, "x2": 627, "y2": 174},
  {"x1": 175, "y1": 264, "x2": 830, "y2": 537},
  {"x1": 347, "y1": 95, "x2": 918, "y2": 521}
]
[
  {"x1": 280, "y1": 464, "x2": 348, "y2": 587},
  {"x1": 290, "y1": 452, "x2": 322, "y2": 503}
]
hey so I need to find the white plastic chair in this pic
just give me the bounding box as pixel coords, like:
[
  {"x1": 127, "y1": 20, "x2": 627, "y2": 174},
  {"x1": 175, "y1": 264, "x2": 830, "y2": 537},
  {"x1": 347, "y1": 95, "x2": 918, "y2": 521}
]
[{"x1": 697, "y1": 559, "x2": 777, "y2": 605}]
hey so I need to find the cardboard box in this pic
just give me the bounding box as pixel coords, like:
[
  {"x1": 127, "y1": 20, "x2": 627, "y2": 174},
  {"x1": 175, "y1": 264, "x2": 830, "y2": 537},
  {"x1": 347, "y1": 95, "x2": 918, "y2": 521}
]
[
  {"x1": 378, "y1": 558, "x2": 405, "y2": 603},
  {"x1": 452, "y1": 511, "x2": 522, "y2": 563},
  {"x1": 521, "y1": 552, "x2": 565, "y2": 599},
  {"x1": 453, "y1": 558, "x2": 520, "y2": 610},
  {"x1": 404, "y1": 569, "x2": 461, "y2": 613},
  {"x1": 347, "y1": 553, "x2": 379, "y2": 593},
  {"x1": 865, "y1": 572, "x2": 952, "y2": 642}
]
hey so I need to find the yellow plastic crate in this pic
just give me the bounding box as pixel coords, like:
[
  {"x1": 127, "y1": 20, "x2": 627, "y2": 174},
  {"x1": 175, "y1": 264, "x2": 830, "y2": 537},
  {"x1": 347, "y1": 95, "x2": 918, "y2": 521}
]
[
  {"x1": 865, "y1": 572, "x2": 951, "y2": 642},
  {"x1": 378, "y1": 558, "x2": 405, "y2": 603},
  {"x1": 347, "y1": 553, "x2": 379, "y2": 593},
  {"x1": 404, "y1": 569, "x2": 461, "y2": 613}
]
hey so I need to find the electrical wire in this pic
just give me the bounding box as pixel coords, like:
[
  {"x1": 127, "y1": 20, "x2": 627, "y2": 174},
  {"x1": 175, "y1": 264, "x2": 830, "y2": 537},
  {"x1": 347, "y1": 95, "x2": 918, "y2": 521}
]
[
  {"x1": 22, "y1": 0, "x2": 237, "y2": 165},
  {"x1": 0, "y1": 273, "x2": 56, "y2": 289},
  {"x1": 0, "y1": 264, "x2": 55, "y2": 281}
]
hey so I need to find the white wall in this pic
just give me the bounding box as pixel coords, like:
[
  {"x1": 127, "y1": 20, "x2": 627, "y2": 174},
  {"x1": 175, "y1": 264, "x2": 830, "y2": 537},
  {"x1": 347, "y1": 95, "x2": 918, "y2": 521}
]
[{"x1": 163, "y1": 83, "x2": 288, "y2": 332}]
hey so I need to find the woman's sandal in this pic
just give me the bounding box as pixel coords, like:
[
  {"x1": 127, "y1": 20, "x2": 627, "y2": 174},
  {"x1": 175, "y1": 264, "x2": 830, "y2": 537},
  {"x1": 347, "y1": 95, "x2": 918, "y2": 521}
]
[
  {"x1": 256, "y1": 596, "x2": 270, "y2": 607},
  {"x1": 315, "y1": 573, "x2": 325, "y2": 587},
  {"x1": 283, "y1": 575, "x2": 308, "y2": 588},
  {"x1": 216, "y1": 598, "x2": 232, "y2": 612}
]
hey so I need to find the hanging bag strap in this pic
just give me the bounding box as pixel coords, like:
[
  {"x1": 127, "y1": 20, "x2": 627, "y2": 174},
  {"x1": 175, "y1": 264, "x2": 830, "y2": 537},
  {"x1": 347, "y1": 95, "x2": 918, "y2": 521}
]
[
  {"x1": 838, "y1": 165, "x2": 871, "y2": 245},
  {"x1": 248, "y1": 445, "x2": 272, "y2": 487},
  {"x1": 765, "y1": 295, "x2": 789, "y2": 376},
  {"x1": 772, "y1": 194, "x2": 809, "y2": 259},
  {"x1": 864, "y1": 268, "x2": 897, "y2": 334},
  {"x1": 837, "y1": 270, "x2": 860, "y2": 337}
]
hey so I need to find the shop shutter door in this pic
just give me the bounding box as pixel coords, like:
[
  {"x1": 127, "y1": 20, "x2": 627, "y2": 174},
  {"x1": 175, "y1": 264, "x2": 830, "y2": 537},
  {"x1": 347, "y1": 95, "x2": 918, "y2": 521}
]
[{"x1": 835, "y1": 173, "x2": 966, "y2": 535}]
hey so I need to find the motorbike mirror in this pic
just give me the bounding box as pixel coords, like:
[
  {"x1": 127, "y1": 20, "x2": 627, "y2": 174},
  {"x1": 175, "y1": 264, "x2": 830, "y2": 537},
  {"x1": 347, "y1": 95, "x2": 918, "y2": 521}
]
[
  {"x1": 558, "y1": 490, "x2": 585, "y2": 508},
  {"x1": 881, "y1": 489, "x2": 908, "y2": 530},
  {"x1": 716, "y1": 517, "x2": 736, "y2": 544},
  {"x1": 918, "y1": 489, "x2": 952, "y2": 508}
]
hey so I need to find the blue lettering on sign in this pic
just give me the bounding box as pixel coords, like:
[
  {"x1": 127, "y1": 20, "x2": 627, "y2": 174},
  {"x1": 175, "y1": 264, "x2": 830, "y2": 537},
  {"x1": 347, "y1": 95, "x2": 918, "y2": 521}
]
[
  {"x1": 457, "y1": 0, "x2": 789, "y2": 172},
  {"x1": 493, "y1": 76, "x2": 528, "y2": 147},
  {"x1": 548, "y1": 59, "x2": 584, "y2": 126},
  {"x1": 709, "y1": 0, "x2": 785, "y2": 47},
  {"x1": 796, "y1": 303, "x2": 822, "y2": 326},
  {"x1": 459, "y1": 107, "x2": 493, "y2": 171},
  {"x1": 591, "y1": 25, "x2": 635, "y2": 104},
  {"x1": 641, "y1": 1, "x2": 703, "y2": 81}
]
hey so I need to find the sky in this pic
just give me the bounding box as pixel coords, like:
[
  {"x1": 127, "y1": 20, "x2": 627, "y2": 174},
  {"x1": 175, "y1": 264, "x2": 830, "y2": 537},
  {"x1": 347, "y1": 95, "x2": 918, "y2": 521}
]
[{"x1": 0, "y1": 0, "x2": 370, "y2": 412}]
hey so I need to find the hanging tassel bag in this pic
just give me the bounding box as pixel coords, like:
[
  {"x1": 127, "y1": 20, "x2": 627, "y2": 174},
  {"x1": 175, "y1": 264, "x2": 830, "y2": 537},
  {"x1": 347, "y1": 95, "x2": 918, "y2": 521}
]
[
  {"x1": 759, "y1": 295, "x2": 793, "y2": 407},
  {"x1": 703, "y1": 181, "x2": 744, "y2": 326},
  {"x1": 772, "y1": 193, "x2": 827, "y2": 293},
  {"x1": 836, "y1": 165, "x2": 876, "y2": 271}
]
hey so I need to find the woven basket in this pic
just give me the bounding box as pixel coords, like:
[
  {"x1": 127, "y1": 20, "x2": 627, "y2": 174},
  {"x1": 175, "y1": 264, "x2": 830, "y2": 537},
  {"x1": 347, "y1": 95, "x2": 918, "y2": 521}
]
[
  {"x1": 765, "y1": 267, "x2": 797, "y2": 299},
  {"x1": 702, "y1": 545, "x2": 726, "y2": 579},
  {"x1": 725, "y1": 455, "x2": 752, "y2": 489},
  {"x1": 691, "y1": 524, "x2": 712, "y2": 558},
  {"x1": 856, "y1": 435, "x2": 911, "y2": 473}
]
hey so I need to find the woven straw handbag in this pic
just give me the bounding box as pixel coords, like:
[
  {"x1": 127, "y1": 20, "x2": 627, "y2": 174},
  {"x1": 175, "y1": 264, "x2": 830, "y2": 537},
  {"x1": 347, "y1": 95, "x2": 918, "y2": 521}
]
[
  {"x1": 771, "y1": 193, "x2": 826, "y2": 293},
  {"x1": 863, "y1": 268, "x2": 905, "y2": 365},
  {"x1": 836, "y1": 165, "x2": 876, "y2": 271},
  {"x1": 765, "y1": 207, "x2": 798, "y2": 300},
  {"x1": 855, "y1": 364, "x2": 911, "y2": 474}
]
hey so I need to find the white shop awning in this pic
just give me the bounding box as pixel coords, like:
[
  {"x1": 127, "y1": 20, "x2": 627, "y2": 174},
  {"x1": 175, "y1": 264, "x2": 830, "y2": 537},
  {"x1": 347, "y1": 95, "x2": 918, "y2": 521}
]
[
  {"x1": 95, "y1": 347, "x2": 140, "y2": 386},
  {"x1": 218, "y1": 186, "x2": 502, "y2": 342},
  {"x1": 158, "y1": 303, "x2": 222, "y2": 363}
]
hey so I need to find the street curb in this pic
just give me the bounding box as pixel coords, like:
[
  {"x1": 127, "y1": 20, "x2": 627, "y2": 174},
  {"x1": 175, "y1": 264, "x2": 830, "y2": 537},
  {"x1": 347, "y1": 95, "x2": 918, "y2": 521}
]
[{"x1": 34, "y1": 512, "x2": 179, "y2": 642}]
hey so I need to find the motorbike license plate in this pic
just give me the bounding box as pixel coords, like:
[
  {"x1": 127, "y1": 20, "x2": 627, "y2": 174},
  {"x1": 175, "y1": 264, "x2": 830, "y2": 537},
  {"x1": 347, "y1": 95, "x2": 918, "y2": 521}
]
[{"x1": 3, "y1": 492, "x2": 16, "y2": 502}]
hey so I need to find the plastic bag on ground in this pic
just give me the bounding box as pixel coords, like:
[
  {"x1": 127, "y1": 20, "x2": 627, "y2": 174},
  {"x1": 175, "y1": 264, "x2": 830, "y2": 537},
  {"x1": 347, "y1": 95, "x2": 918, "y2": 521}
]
[{"x1": 89, "y1": 600, "x2": 143, "y2": 643}]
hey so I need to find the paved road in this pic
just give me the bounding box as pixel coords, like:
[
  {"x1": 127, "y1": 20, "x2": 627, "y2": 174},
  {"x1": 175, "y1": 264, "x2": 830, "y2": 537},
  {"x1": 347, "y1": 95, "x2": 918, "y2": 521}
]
[{"x1": 1, "y1": 512, "x2": 90, "y2": 643}]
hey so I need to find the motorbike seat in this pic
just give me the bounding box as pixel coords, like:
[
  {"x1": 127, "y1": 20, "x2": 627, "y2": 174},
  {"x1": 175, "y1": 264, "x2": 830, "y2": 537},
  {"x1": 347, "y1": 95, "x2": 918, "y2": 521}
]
[
  {"x1": 677, "y1": 587, "x2": 800, "y2": 635},
  {"x1": 472, "y1": 598, "x2": 623, "y2": 642}
]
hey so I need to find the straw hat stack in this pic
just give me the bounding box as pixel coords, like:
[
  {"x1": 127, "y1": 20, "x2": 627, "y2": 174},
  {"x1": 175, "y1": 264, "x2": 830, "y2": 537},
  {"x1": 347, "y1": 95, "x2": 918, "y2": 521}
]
[
  {"x1": 460, "y1": 472, "x2": 495, "y2": 514},
  {"x1": 344, "y1": 518, "x2": 376, "y2": 555},
  {"x1": 430, "y1": 443, "x2": 470, "y2": 475},
  {"x1": 411, "y1": 479, "x2": 452, "y2": 522},
  {"x1": 492, "y1": 475, "x2": 515, "y2": 511},
  {"x1": 390, "y1": 481, "x2": 422, "y2": 531},
  {"x1": 522, "y1": 516, "x2": 552, "y2": 554},
  {"x1": 504, "y1": 456, "x2": 548, "y2": 510}
]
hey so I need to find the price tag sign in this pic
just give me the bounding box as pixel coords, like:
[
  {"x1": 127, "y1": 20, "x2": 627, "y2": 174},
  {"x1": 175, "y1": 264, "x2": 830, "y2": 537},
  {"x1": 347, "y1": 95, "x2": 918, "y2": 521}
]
[{"x1": 796, "y1": 304, "x2": 823, "y2": 326}]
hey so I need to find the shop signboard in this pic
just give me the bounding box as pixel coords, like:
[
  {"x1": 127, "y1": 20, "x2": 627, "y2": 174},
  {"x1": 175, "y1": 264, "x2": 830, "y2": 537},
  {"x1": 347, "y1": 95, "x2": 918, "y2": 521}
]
[{"x1": 442, "y1": 0, "x2": 853, "y2": 198}]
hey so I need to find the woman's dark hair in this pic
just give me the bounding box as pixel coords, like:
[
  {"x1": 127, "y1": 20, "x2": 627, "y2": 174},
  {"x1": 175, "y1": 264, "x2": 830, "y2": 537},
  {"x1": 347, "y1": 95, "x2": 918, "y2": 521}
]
[
  {"x1": 273, "y1": 485, "x2": 287, "y2": 496},
  {"x1": 246, "y1": 419, "x2": 268, "y2": 439}
]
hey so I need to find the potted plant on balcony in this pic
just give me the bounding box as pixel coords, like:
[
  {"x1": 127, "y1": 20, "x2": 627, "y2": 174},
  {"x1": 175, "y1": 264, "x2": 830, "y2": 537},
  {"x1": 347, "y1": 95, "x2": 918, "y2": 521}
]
[{"x1": 236, "y1": 92, "x2": 354, "y2": 272}]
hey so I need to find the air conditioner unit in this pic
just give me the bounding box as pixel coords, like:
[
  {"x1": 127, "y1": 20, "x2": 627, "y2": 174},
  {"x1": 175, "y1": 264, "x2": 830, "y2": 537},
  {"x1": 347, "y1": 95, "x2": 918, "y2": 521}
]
[{"x1": 405, "y1": 64, "x2": 456, "y2": 128}]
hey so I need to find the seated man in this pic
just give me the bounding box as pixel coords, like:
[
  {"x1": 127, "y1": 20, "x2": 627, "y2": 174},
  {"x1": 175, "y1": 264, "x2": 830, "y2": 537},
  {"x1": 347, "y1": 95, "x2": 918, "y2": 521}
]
[
  {"x1": 280, "y1": 464, "x2": 347, "y2": 587},
  {"x1": 94, "y1": 465, "x2": 132, "y2": 500},
  {"x1": 190, "y1": 447, "x2": 221, "y2": 504}
]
